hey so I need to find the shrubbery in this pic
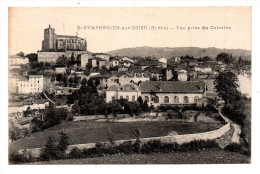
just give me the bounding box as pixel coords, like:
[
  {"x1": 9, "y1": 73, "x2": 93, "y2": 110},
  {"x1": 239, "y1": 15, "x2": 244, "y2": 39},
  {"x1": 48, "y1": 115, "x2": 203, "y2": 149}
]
[
  {"x1": 30, "y1": 108, "x2": 72, "y2": 133},
  {"x1": 224, "y1": 142, "x2": 251, "y2": 156},
  {"x1": 10, "y1": 138, "x2": 223, "y2": 164}
]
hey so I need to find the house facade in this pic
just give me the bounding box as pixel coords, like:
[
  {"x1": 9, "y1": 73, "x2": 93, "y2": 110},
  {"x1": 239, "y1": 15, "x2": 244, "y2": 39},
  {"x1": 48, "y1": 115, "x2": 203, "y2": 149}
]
[
  {"x1": 18, "y1": 75, "x2": 44, "y2": 94},
  {"x1": 106, "y1": 84, "x2": 141, "y2": 102}
]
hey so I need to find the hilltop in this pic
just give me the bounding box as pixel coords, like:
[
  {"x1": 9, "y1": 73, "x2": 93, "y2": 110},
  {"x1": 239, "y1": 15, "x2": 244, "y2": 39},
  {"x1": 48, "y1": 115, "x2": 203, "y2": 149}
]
[{"x1": 106, "y1": 46, "x2": 251, "y2": 60}]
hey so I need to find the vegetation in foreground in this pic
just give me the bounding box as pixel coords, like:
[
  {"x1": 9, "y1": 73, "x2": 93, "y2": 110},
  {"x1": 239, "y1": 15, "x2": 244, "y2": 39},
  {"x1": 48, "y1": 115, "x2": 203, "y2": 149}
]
[
  {"x1": 9, "y1": 120, "x2": 222, "y2": 153},
  {"x1": 30, "y1": 150, "x2": 250, "y2": 164}
]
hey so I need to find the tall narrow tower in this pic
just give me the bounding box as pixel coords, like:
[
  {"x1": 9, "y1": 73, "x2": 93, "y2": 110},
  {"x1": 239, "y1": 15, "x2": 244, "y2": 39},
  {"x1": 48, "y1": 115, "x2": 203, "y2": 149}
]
[{"x1": 42, "y1": 24, "x2": 56, "y2": 50}]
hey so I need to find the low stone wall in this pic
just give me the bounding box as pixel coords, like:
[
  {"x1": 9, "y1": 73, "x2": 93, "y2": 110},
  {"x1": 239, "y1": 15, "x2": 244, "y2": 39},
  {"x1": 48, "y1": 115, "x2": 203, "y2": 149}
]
[{"x1": 18, "y1": 121, "x2": 230, "y2": 158}]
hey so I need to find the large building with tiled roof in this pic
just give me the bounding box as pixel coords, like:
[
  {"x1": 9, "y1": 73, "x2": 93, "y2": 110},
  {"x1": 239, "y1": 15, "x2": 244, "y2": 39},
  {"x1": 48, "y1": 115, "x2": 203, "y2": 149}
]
[{"x1": 139, "y1": 81, "x2": 206, "y2": 106}]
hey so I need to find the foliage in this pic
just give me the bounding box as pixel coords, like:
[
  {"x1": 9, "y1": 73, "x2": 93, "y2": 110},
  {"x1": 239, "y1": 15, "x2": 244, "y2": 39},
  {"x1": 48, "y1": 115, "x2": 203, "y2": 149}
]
[
  {"x1": 30, "y1": 108, "x2": 72, "y2": 132},
  {"x1": 106, "y1": 128, "x2": 115, "y2": 146},
  {"x1": 57, "y1": 132, "x2": 70, "y2": 152},
  {"x1": 56, "y1": 74, "x2": 63, "y2": 82},
  {"x1": 197, "y1": 56, "x2": 211, "y2": 62},
  {"x1": 216, "y1": 52, "x2": 234, "y2": 64},
  {"x1": 224, "y1": 143, "x2": 250, "y2": 156},
  {"x1": 56, "y1": 55, "x2": 69, "y2": 67},
  {"x1": 9, "y1": 152, "x2": 34, "y2": 164},
  {"x1": 68, "y1": 147, "x2": 85, "y2": 159},
  {"x1": 25, "y1": 53, "x2": 37, "y2": 62},
  {"x1": 9, "y1": 122, "x2": 22, "y2": 142},
  {"x1": 16, "y1": 51, "x2": 25, "y2": 57},
  {"x1": 40, "y1": 136, "x2": 59, "y2": 161},
  {"x1": 223, "y1": 100, "x2": 247, "y2": 126},
  {"x1": 214, "y1": 71, "x2": 242, "y2": 106}
]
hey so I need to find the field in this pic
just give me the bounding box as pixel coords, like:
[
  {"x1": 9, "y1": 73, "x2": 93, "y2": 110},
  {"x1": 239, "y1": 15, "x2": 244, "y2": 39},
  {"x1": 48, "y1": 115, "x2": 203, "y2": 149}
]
[
  {"x1": 32, "y1": 150, "x2": 250, "y2": 164},
  {"x1": 9, "y1": 120, "x2": 223, "y2": 152}
]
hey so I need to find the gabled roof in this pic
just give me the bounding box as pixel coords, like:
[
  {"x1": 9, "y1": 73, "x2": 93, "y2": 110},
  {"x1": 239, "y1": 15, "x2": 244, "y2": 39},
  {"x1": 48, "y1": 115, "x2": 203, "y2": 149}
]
[
  {"x1": 140, "y1": 81, "x2": 205, "y2": 93},
  {"x1": 107, "y1": 84, "x2": 140, "y2": 92},
  {"x1": 91, "y1": 74, "x2": 112, "y2": 79},
  {"x1": 137, "y1": 60, "x2": 162, "y2": 66}
]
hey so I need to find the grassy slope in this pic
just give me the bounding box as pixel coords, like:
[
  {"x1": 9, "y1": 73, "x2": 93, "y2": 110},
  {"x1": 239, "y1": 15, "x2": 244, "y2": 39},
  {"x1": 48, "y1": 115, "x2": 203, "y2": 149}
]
[
  {"x1": 32, "y1": 150, "x2": 250, "y2": 164},
  {"x1": 10, "y1": 121, "x2": 222, "y2": 152}
]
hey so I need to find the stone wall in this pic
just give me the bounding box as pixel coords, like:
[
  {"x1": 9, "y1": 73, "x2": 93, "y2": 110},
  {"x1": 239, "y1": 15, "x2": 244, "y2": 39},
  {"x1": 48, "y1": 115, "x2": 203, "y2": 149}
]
[{"x1": 18, "y1": 112, "x2": 231, "y2": 158}]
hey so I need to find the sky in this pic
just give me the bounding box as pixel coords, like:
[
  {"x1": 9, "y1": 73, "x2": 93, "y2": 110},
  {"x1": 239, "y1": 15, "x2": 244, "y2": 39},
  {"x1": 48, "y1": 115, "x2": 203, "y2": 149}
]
[{"x1": 8, "y1": 7, "x2": 251, "y2": 55}]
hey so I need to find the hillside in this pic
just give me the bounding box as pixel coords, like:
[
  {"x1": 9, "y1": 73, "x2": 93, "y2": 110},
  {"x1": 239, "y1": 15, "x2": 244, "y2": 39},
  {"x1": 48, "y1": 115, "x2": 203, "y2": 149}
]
[{"x1": 106, "y1": 46, "x2": 251, "y2": 60}]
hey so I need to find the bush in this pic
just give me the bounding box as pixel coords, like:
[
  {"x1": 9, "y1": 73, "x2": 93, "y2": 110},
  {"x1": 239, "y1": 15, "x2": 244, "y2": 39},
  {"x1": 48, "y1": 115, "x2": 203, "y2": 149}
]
[
  {"x1": 40, "y1": 136, "x2": 59, "y2": 161},
  {"x1": 57, "y1": 132, "x2": 69, "y2": 152},
  {"x1": 180, "y1": 140, "x2": 220, "y2": 151},
  {"x1": 224, "y1": 142, "x2": 251, "y2": 156},
  {"x1": 9, "y1": 152, "x2": 34, "y2": 164},
  {"x1": 106, "y1": 128, "x2": 115, "y2": 146},
  {"x1": 95, "y1": 142, "x2": 105, "y2": 156},
  {"x1": 141, "y1": 140, "x2": 162, "y2": 154},
  {"x1": 68, "y1": 147, "x2": 85, "y2": 159},
  {"x1": 118, "y1": 141, "x2": 134, "y2": 154}
]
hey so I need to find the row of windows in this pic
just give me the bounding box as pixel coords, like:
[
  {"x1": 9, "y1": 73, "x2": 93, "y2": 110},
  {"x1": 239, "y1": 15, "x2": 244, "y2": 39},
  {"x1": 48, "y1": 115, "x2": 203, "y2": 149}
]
[
  {"x1": 112, "y1": 95, "x2": 136, "y2": 101},
  {"x1": 20, "y1": 84, "x2": 40, "y2": 87},
  {"x1": 144, "y1": 96, "x2": 200, "y2": 104}
]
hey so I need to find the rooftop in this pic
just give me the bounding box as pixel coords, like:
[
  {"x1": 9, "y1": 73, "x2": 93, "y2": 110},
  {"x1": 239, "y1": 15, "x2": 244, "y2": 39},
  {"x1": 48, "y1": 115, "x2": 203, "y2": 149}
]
[
  {"x1": 107, "y1": 84, "x2": 140, "y2": 92},
  {"x1": 140, "y1": 81, "x2": 205, "y2": 93}
]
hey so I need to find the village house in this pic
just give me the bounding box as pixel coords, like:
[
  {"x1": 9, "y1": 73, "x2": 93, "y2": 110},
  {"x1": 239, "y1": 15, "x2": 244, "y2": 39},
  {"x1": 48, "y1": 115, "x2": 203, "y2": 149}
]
[
  {"x1": 119, "y1": 56, "x2": 135, "y2": 63},
  {"x1": 18, "y1": 75, "x2": 44, "y2": 94},
  {"x1": 139, "y1": 81, "x2": 206, "y2": 107},
  {"x1": 194, "y1": 64, "x2": 212, "y2": 73},
  {"x1": 131, "y1": 72, "x2": 150, "y2": 84},
  {"x1": 106, "y1": 84, "x2": 141, "y2": 102},
  {"x1": 137, "y1": 60, "x2": 164, "y2": 70},
  {"x1": 144, "y1": 67, "x2": 164, "y2": 81},
  {"x1": 119, "y1": 73, "x2": 132, "y2": 86},
  {"x1": 8, "y1": 55, "x2": 29, "y2": 67},
  {"x1": 177, "y1": 69, "x2": 188, "y2": 81},
  {"x1": 80, "y1": 53, "x2": 92, "y2": 68},
  {"x1": 109, "y1": 57, "x2": 120, "y2": 67},
  {"x1": 48, "y1": 86, "x2": 79, "y2": 96},
  {"x1": 174, "y1": 57, "x2": 181, "y2": 63},
  {"x1": 92, "y1": 53, "x2": 110, "y2": 61},
  {"x1": 9, "y1": 100, "x2": 49, "y2": 118},
  {"x1": 55, "y1": 67, "x2": 67, "y2": 74}
]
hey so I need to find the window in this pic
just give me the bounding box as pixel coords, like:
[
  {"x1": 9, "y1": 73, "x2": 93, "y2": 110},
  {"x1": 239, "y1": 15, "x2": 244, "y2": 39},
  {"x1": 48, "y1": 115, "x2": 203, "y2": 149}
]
[
  {"x1": 194, "y1": 96, "x2": 199, "y2": 103},
  {"x1": 132, "y1": 96, "x2": 135, "y2": 101},
  {"x1": 184, "y1": 96, "x2": 189, "y2": 103},
  {"x1": 154, "y1": 96, "x2": 159, "y2": 103},
  {"x1": 164, "y1": 96, "x2": 169, "y2": 103},
  {"x1": 126, "y1": 95, "x2": 129, "y2": 101},
  {"x1": 145, "y1": 96, "x2": 149, "y2": 102},
  {"x1": 174, "y1": 96, "x2": 179, "y2": 103}
]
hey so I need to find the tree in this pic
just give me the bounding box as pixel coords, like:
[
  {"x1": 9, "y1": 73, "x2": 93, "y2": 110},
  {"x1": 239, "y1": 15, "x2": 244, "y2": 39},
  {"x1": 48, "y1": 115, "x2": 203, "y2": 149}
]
[
  {"x1": 56, "y1": 55, "x2": 69, "y2": 67},
  {"x1": 214, "y1": 71, "x2": 242, "y2": 107},
  {"x1": 56, "y1": 74, "x2": 63, "y2": 82},
  {"x1": 25, "y1": 53, "x2": 37, "y2": 62},
  {"x1": 68, "y1": 77, "x2": 74, "y2": 86},
  {"x1": 133, "y1": 128, "x2": 142, "y2": 153},
  {"x1": 216, "y1": 52, "x2": 234, "y2": 64},
  {"x1": 94, "y1": 79, "x2": 100, "y2": 87},
  {"x1": 57, "y1": 132, "x2": 69, "y2": 152},
  {"x1": 40, "y1": 136, "x2": 58, "y2": 161},
  {"x1": 16, "y1": 51, "x2": 24, "y2": 57},
  {"x1": 81, "y1": 78, "x2": 87, "y2": 86}
]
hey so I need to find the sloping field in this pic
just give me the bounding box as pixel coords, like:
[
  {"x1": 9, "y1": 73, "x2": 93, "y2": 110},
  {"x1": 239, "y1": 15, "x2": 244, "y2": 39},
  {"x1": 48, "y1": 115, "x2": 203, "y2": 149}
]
[{"x1": 10, "y1": 121, "x2": 223, "y2": 153}]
